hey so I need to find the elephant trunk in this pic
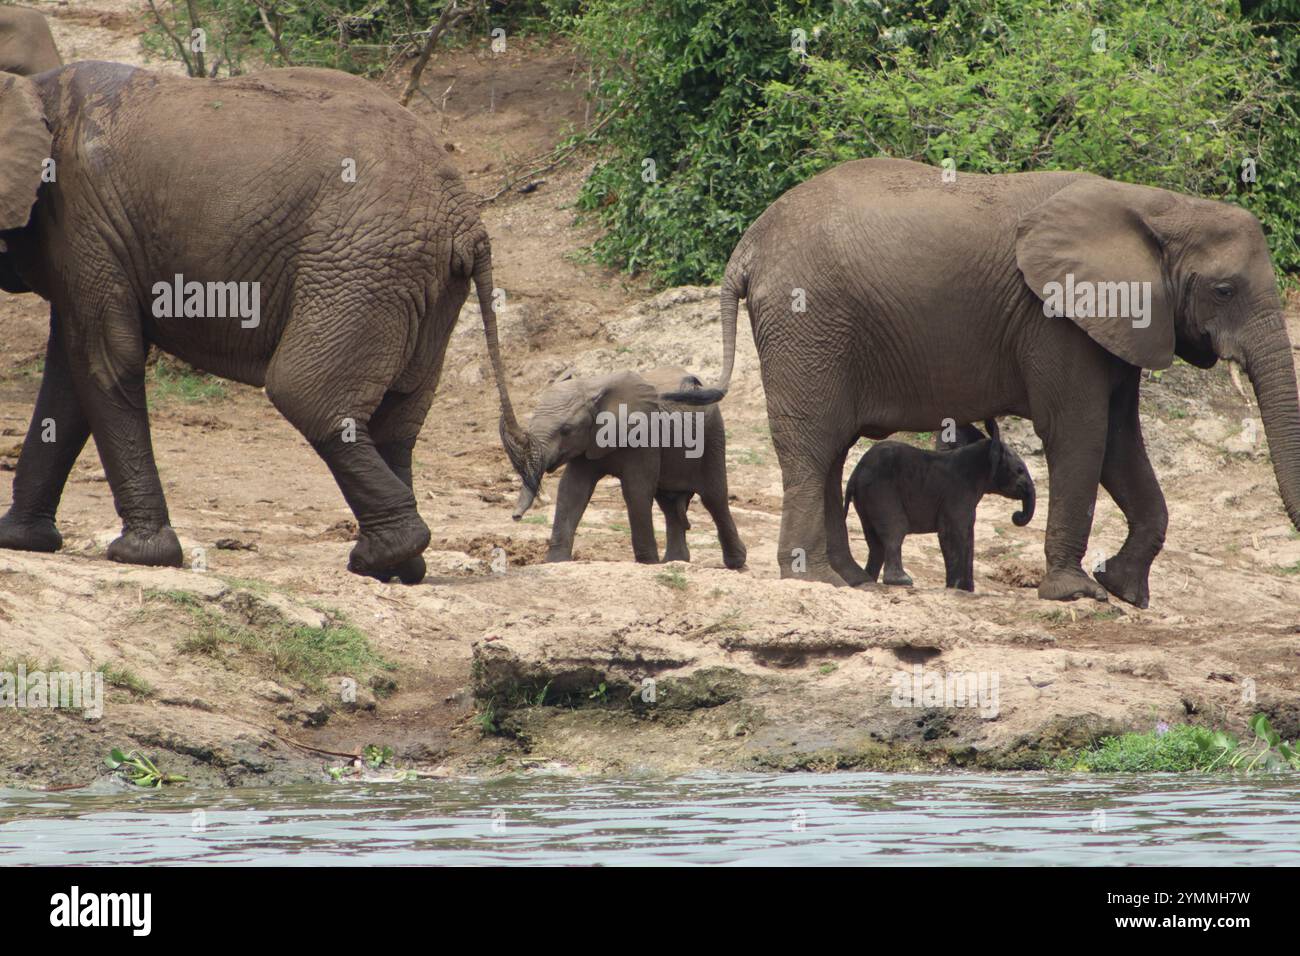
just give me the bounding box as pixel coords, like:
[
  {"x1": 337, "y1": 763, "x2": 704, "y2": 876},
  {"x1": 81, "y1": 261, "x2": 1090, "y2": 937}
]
[
  {"x1": 512, "y1": 482, "x2": 537, "y2": 521},
  {"x1": 471, "y1": 240, "x2": 531, "y2": 479},
  {"x1": 1241, "y1": 312, "x2": 1300, "y2": 532},
  {"x1": 1012, "y1": 481, "x2": 1035, "y2": 527},
  {"x1": 510, "y1": 440, "x2": 550, "y2": 520}
]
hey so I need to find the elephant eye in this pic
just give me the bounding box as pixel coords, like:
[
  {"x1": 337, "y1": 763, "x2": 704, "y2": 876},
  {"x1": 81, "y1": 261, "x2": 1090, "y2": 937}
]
[
  {"x1": 559, "y1": 424, "x2": 573, "y2": 436},
  {"x1": 1212, "y1": 281, "x2": 1235, "y2": 299}
]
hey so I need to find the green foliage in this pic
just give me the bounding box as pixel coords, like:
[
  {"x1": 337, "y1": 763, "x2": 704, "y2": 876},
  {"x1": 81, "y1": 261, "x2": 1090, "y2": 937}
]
[
  {"x1": 568, "y1": 0, "x2": 1300, "y2": 284},
  {"x1": 148, "y1": 357, "x2": 227, "y2": 403},
  {"x1": 1061, "y1": 714, "x2": 1300, "y2": 772},
  {"x1": 104, "y1": 748, "x2": 188, "y2": 787},
  {"x1": 141, "y1": 0, "x2": 497, "y2": 76}
]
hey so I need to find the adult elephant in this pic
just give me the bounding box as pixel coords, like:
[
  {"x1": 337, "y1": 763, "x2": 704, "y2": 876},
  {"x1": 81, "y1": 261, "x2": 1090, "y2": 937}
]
[
  {"x1": 701, "y1": 158, "x2": 1300, "y2": 605},
  {"x1": 0, "y1": 6, "x2": 61, "y2": 76},
  {"x1": 0, "y1": 63, "x2": 530, "y2": 584}
]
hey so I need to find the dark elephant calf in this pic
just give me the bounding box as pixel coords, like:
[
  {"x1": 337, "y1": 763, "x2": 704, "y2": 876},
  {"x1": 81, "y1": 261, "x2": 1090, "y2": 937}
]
[{"x1": 844, "y1": 420, "x2": 1035, "y2": 591}]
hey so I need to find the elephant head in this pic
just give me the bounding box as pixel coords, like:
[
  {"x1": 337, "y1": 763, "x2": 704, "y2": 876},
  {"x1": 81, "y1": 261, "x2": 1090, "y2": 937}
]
[
  {"x1": 0, "y1": 72, "x2": 51, "y2": 293},
  {"x1": 508, "y1": 369, "x2": 722, "y2": 519},
  {"x1": 982, "y1": 419, "x2": 1035, "y2": 527},
  {"x1": 1016, "y1": 179, "x2": 1300, "y2": 532},
  {"x1": 510, "y1": 371, "x2": 661, "y2": 519}
]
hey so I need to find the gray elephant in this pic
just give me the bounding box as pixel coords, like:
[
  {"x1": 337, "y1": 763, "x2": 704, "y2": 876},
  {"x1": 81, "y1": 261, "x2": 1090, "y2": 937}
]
[
  {"x1": 510, "y1": 367, "x2": 746, "y2": 569},
  {"x1": 844, "y1": 419, "x2": 1035, "y2": 590},
  {"x1": 0, "y1": 6, "x2": 61, "y2": 76},
  {"x1": 0, "y1": 63, "x2": 529, "y2": 584},
  {"x1": 697, "y1": 157, "x2": 1300, "y2": 605}
]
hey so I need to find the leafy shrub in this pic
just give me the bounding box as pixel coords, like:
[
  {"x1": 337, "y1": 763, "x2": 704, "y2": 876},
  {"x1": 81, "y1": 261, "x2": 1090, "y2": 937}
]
[
  {"x1": 141, "y1": 0, "x2": 519, "y2": 76},
  {"x1": 1061, "y1": 714, "x2": 1300, "y2": 773},
  {"x1": 569, "y1": 0, "x2": 1300, "y2": 284}
]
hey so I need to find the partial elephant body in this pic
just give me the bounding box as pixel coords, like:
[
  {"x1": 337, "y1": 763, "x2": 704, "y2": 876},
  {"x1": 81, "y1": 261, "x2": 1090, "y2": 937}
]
[
  {"x1": 0, "y1": 6, "x2": 61, "y2": 77},
  {"x1": 706, "y1": 157, "x2": 1300, "y2": 604},
  {"x1": 511, "y1": 366, "x2": 746, "y2": 569},
  {"x1": 0, "y1": 63, "x2": 525, "y2": 583},
  {"x1": 844, "y1": 421, "x2": 1035, "y2": 591}
]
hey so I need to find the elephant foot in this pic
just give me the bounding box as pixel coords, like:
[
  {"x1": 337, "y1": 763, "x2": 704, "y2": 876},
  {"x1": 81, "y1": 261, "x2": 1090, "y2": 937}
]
[
  {"x1": 369, "y1": 554, "x2": 427, "y2": 586},
  {"x1": 1038, "y1": 567, "x2": 1108, "y2": 602},
  {"x1": 543, "y1": 549, "x2": 573, "y2": 563},
  {"x1": 781, "y1": 561, "x2": 849, "y2": 586},
  {"x1": 882, "y1": 570, "x2": 914, "y2": 587},
  {"x1": 1095, "y1": 556, "x2": 1151, "y2": 608},
  {"x1": 663, "y1": 547, "x2": 691, "y2": 563},
  {"x1": 348, "y1": 514, "x2": 430, "y2": 583},
  {"x1": 722, "y1": 544, "x2": 747, "y2": 570},
  {"x1": 0, "y1": 511, "x2": 62, "y2": 553},
  {"x1": 107, "y1": 525, "x2": 184, "y2": 568}
]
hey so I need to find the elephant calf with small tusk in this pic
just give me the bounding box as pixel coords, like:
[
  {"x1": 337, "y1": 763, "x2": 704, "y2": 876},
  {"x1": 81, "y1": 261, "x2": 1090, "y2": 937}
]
[
  {"x1": 509, "y1": 367, "x2": 747, "y2": 569},
  {"x1": 844, "y1": 419, "x2": 1035, "y2": 591}
]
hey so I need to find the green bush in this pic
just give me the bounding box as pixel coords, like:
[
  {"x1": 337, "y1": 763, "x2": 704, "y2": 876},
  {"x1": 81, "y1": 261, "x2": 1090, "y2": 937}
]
[
  {"x1": 140, "y1": 0, "x2": 544, "y2": 76},
  {"x1": 569, "y1": 0, "x2": 1300, "y2": 284}
]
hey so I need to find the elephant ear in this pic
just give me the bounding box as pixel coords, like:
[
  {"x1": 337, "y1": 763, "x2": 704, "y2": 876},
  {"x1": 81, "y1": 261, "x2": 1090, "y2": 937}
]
[
  {"x1": 1016, "y1": 178, "x2": 1176, "y2": 370},
  {"x1": 0, "y1": 74, "x2": 52, "y2": 232},
  {"x1": 585, "y1": 372, "x2": 658, "y2": 460}
]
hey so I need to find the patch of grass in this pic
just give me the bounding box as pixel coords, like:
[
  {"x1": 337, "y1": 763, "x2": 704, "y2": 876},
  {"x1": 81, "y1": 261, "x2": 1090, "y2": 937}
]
[
  {"x1": 732, "y1": 448, "x2": 764, "y2": 466},
  {"x1": 474, "y1": 701, "x2": 498, "y2": 735},
  {"x1": 520, "y1": 514, "x2": 549, "y2": 525},
  {"x1": 1058, "y1": 715, "x2": 1300, "y2": 773},
  {"x1": 0, "y1": 654, "x2": 45, "y2": 674},
  {"x1": 269, "y1": 624, "x2": 389, "y2": 687},
  {"x1": 148, "y1": 358, "x2": 226, "y2": 404},
  {"x1": 1272, "y1": 560, "x2": 1300, "y2": 576},
  {"x1": 144, "y1": 588, "x2": 204, "y2": 608},
  {"x1": 98, "y1": 664, "x2": 154, "y2": 698},
  {"x1": 657, "y1": 568, "x2": 688, "y2": 590},
  {"x1": 156, "y1": 592, "x2": 391, "y2": 691}
]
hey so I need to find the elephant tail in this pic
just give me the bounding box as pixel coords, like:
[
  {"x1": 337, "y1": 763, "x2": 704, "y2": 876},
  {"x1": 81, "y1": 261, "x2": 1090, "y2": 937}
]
[
  {"x1": 843, "y1": 482, "x2": 854, "y2": 521},
  {"x1": 468, "y1": 234, "x2": 532, "y2": 486},
  {"x1": 712, "y1": 266, "x2": 743, "y2": 397},
  {"x1": 663, "y1": 261, "x2": 745, "y2": 404}
]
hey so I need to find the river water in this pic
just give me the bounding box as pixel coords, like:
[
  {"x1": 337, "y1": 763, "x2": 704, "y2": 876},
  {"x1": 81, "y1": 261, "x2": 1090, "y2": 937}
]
[{"x1": 2, "y1": 772, "x2": 1298, "y2": 865}]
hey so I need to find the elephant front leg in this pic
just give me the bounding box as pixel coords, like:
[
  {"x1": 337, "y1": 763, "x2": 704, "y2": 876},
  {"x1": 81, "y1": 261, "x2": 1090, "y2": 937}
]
[
  {"x1": 620, "y1": 470, "x2": 660, "y2": 564},
  {"x1": 546, "y1": 460, "x2": 599, "y2": 562},
  {"x1": 1095, "y1": 372, "x2": 1167, "y2": 608},
  {"x1": 1034, "y1": 407, "x2": 1108, "y2": 602},
  {"x1": 0, "y1": 316, "x2": 91, "y2": 553}
]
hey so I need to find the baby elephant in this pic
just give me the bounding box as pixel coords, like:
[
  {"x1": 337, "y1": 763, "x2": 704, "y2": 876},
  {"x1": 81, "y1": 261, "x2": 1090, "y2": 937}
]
[
  {"x1": 510, "y1": 367, "x2": 746, "y2": 569},
  {"x1": 844, "y1": 420, "x2": 1034, "y2": 591}
]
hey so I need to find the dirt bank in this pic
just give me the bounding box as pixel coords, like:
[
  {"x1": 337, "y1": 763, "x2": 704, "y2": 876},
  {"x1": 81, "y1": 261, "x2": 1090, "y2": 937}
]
[{"x1": 2, "y1": 4, "x2": 1299, "y2": 788}]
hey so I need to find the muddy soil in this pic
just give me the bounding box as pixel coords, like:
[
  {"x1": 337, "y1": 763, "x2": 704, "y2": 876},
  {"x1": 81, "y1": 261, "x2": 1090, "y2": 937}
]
[{"x1": 2, "y1": 2, "x2": 1298, "y2": 788}]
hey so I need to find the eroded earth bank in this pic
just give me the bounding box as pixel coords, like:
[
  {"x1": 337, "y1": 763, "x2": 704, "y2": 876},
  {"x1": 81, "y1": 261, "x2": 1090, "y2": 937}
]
[{"x1": 2, "y1": 2, "x2": 1299, "y2": 787}]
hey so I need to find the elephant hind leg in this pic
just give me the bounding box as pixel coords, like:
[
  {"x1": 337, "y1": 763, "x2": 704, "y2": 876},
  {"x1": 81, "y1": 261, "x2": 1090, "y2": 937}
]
[
  {"x1": 824, "y1": 446, "x2": 869, "y2": 585},
  {"x1": 57, "y1": 301, "x2": 181, "y2": 567},
  {"x1": 265, "y1": 309, "x2": 429, "y2": 584},
  {"x1": 656, "y1": 491, "x2": 692, "y2": 563},
  {"x1": 0, "y1": 313, "x2": 92, "y2": 554},
  {"x1": 369, "y1": 389, "x2": 436, "y2": 584},
  {"x1": 769, "y1": 413, "x2": 861, "y2": 586}
]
